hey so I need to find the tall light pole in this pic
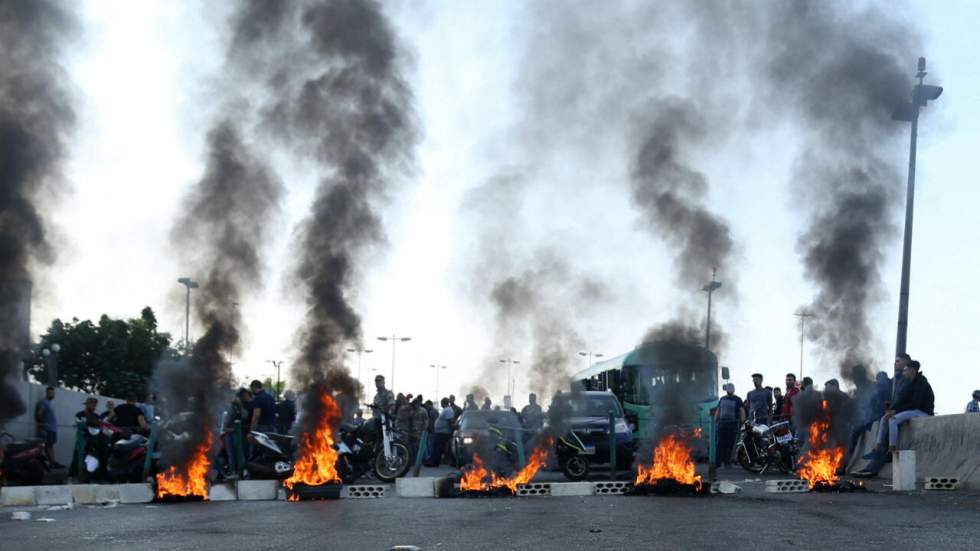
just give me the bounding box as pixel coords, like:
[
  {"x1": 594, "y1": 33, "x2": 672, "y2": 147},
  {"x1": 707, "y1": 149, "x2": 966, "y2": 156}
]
[
  {"x1": 891, "y1": 57, "x2": 942, "y2": 358},
  {"x1": 499, "y1": 359, "x2": 520, "y2": 398},
  {"x1": 793, "y1": 310, "x2": 815, "y2": 379},
  {"x1": 429, "y1": 364, "x2": 447, "y2": 398},
  {"x1": 266, "y1": 360, "x2": 283, "y2": 401},
  {"x1": 702, "y1": 268, "x2": 722, "y2": 352},
  {"x1": 177, "y1": 277, "x2": 198, "y2": 353},
  {"x1": 41, "y1": 343, "x2": 61, "y2": 386},
  {"x1": 577, "y1": 350, "x2": 604, "y2": 370},
  {"x1": 346, "y1": 347, "x2": 374, "y2": 392},
  {"x1": 377, "y1": 334, "x2": 411, "y2": 392}
]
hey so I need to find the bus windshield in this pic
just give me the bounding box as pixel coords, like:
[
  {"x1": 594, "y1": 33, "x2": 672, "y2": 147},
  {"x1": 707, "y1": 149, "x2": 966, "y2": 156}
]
[{"x1": 622, "y1": 365, "x2": 714, "y2": 406}]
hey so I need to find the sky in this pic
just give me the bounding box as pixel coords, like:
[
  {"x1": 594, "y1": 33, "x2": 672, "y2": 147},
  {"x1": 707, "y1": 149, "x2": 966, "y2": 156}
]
[{"x1": 32, "y1": 0, "x2": 979, "y2": 414}]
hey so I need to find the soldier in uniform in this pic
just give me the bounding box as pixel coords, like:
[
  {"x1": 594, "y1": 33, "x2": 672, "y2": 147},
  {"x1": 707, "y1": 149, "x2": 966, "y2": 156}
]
[{"x1": 372, "y1": 375, "x2": 395, "y2": 415}]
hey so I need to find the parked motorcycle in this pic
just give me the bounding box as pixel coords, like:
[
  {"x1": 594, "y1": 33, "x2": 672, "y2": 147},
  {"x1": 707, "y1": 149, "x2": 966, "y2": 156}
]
[
  {"x1": 244, "y1": 431, "x2": 295, "y2": 480},
  {"x1": 556, "y1": 431, "x2": 591, "y2": 481},
  {"x1": 334, "y1": 404, "x2": 411, "y2": 483},
  {"x1": 736, "y1": 420, "x2": 798, "y2": 474},
  {"x1": 106, "y1": 432, "x2": 150, "y2": 482},
  {"x1": 0, "y1": 431, "x2": 49, "y2": 485}
]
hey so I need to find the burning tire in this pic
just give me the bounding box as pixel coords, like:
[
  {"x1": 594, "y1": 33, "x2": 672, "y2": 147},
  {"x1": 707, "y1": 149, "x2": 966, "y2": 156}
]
[
  {"x1": 561, "y1": 455, "x2": 590, "y2": 481},
  {"x1": 373, "y1": 442, "x2": 411, "y2": 482}
]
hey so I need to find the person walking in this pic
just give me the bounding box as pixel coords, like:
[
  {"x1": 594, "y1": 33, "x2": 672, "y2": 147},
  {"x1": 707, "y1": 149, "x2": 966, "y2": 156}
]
[
  {"x1": 714, "y1": 383, "x2": 745, "y2": 469},
  {"x1": 34, "y1": 386, "x2": 63, "y2": 468}
]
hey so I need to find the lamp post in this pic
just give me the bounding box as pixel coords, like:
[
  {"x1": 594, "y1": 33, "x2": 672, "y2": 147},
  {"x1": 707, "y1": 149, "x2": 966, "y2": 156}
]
[
  {"x1": 377, "y1": 334, "x2": 411, "y2": 392},
  {"x1": 577, "y1": 351, "x2": 604, "y2": 369},
  {"x1": 41, "y1": 343, "x2": 61, "y2": 386},
  {"x1": 793, "y1": 311, "x2": 815, "y2": 379},
  {"x1": 702, "y1": 268, "x2": 722, "y2": 352},
  {"x1": 346, "y1": 347, "x2": 374, "y2": 392},
  {"x1": 266, "y1": 360, "x2": 283, "y2": 401},
  {"x1": 891, "y1": 57, "x2": 942, "y2": 358},
  {"x1": 499, "y1": 359, "x2": 520, "y2": 398},
  {"x1": 177, "y1": 277, "x2": 199, "y2": 354},
  {"x1": 429, "y1": 364, "x2": 447, "y2": 398}
]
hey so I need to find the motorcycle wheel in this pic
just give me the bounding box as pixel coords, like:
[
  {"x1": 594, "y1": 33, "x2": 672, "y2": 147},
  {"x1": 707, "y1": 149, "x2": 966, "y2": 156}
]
[
  {"x1": 736, "y1": 446, "x2": 765, "y2": 474},
  {"x1": 561, "y1": 456, "x2": 589, "y2": 481},
  {"x1": 373, "y1": 442, "x2": 411, "y2": 482}
]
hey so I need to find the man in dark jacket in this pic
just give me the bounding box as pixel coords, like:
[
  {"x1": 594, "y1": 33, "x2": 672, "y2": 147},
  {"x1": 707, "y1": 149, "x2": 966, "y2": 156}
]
[{"x1": 855, "y1": 360, "x2": 934, "y2": 477}]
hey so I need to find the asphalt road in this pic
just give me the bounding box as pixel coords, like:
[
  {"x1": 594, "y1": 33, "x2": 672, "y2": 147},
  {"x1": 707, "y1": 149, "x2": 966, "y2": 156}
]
[{"x1": 4, "y1": 473, "x2": 980, "y2": 551}]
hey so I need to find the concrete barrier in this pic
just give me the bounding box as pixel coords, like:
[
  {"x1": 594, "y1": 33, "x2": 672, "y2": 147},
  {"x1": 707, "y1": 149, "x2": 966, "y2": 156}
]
[
  {"x1": 396, "y1": 477, "x2": 436, "y2": 498},
  {"x1": 236, "y1": 480, "x2": 279, "y2": 500},
  {"x1": 1, "y1": 486, "x2": 37, "y2": 506},
  {"x1": 36, "y1": 485, "x2": 73, "y2": 505},
  {"x1": 850, "y1": 414, "x2": 980, "y2": 491},
  {"x1": 549, "y1": 482, "x2": 593, "y2": 497},
  {"x1": 209, "y1": 482, "x2": 237, "y2": 501},
  {"x1": 118, "y1": 483, "x2": 155, "y2": 503},
  {"x1": 70, "y1": 484, "x2": 121, "y2": 504}
]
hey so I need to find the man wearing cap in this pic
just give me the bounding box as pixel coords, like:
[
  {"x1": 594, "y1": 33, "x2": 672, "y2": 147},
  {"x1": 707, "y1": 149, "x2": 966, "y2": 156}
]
[
  {"x1": 372, "y1": 375, "x2": 395, "y2": 415},
  {"x1": 713, "y1": 383, "x2": 745, "y2": 469},
  {"x1": 745, "y1": 374, "x2": 773, "y2": 426}
]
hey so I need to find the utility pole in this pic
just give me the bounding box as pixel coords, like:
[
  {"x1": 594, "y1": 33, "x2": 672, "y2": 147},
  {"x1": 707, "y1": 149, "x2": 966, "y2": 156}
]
[
  {"x1": 499, "y1": 359, "x2": 520, "y2": 398},
  {"x1": 377, "y1": 334, "x2": 411, "y2": 393},
  {"x1": 702, "y1": 268, "x2": 722, "y2": 352},
  {"x1": 793, "y1": 311, "x2": 815, "y2": 379},
  {"x1": 177, "y1": 277, "x2": 198, "y2": 354},
  {"x1": 891, "y1": 57, "x2": 942, "y2": 358},
  {"x1": 346, "y1": 347, "x2": 374, "y2": 392},
  {"x1": 266, "y1": 360, "x2": 283, "y2": 401},
  {"x1": 429, "y1": 364, "x2": 447, "y2": 397}
]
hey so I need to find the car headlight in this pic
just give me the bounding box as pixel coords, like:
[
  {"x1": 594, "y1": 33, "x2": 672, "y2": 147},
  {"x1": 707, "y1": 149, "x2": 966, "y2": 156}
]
[
  {"x1": 614, "y1": 420, "x2": 630, "y2": 434},
  {"x1": 462, "y1": 436, "x2": 474, "y2": 445}
]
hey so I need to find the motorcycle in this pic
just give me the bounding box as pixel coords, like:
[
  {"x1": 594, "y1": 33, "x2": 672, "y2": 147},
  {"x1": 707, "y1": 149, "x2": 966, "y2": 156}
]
[
  {"x1": 0, "y1": 431, "x2": 49, "y2": 485},
  {"x1": 556, "y1": 431, "x2": 592, "y2": 481},
  {"x1": 334, "y1": 404, "x2": 411, "y2": 483},
  {"x1": 244, "y1": 431, "x2": 295, "y2": 480},
  {"x1": 79, "y1": 421, "x2": 124, "y2": 481},
  {"x1": 736, "y1": 419, "x2": 798, "y2": 474},
  {"x1": 106, "y1": 432, "x2": 150, "y2": 482}
]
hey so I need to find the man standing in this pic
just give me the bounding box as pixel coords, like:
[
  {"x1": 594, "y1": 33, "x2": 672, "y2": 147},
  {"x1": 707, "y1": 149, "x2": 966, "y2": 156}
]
[
  {"x1": 481, "y1": 397, "x2": 493, "y2": 411},
  {"x1": 779, "y1": 373, "x2": 800, "y2": 420},
  {"x1": 448, "y1": 394, "x2": 462, "y2": 420},
  {"x1": 772, "y1": 387, "x2": 783, "y2": 418},
  {"x1": 521, "y1": 393, "x2": 544, "y2": 432},
  {"x1": 276, "y1": 390, "x2": 297, "y2": 434},
  {"x1": 249, "y1": 380, "x2": 277, "y2": 434},
  {"x1": 112, "y1": 396, "x2": 150, "y2": 434},
  {"x1": 100, "y1": 400, "x2": 115, "y2": 420},
  {"x1": 966, "y1": 390, "x2": 980, "y2": 413},
  {"x1": 372, "y1": 375, "x2": 395, "y2": 415},
  {"x1": 714, "y1": 383, "x2": 745, "y2": 469},
  {"x1": 745, "y1": 374, "x2": 773, "y2": 426},
  {"x1": 427, "y1": 398, "x2": 456, "y2": 466},
  {"x1": 75, "y1": 397, "x2": 101, "y2": 427},
  {"x1": 463, "y1": 394, "x2": 478, "y2": 411},
  {"x1": 34, "y1": 386, "x2": 62, "y2": 468}
]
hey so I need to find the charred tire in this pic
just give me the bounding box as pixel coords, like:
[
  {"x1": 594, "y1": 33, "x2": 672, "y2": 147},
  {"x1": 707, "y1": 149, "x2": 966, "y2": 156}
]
[
  {"x1": 373, "y1": 442, "x2": 411, "y2": 482},
  {"x1": 736, "y1": 446, "x2": 765, "y2": 474},
  {"x1": 561, "y1": 455, "x2": 590, "y2": 481}
]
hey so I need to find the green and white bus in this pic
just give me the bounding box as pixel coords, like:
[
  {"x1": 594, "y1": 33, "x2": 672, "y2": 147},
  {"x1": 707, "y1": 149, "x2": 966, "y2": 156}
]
[{"x1": 571, "y1": 341, "x2": 720, "y2": 452}]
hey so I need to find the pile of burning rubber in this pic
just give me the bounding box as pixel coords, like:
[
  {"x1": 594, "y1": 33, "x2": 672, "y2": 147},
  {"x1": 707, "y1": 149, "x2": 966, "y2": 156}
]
[
  {"x1": 629, "y1": 431, "x2": 709, "y2": 497},
  {"x1": 796, "y1": 400, "x2": 868, "y2": 494},
  {"x1": 454, "y1": 439, "x2": 553, "y2": 497}
]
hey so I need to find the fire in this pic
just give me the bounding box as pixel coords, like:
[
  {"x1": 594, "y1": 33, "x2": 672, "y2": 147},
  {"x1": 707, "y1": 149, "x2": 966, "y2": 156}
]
[
  {"x1": 797, "y1": 400, "x2": 844, "y2": 489},
  {"x1": 635, "y1": 432, "x2": 702, "y2": 489},
  {"x1": 460, "y1": 439, "x2": 553, "y2": 494},
  {"x1": 283, "y1": 390, "x2": 342, "y2": 500},
  {"x1": 156, "y1": 430, "x2": 213, "y2": 500}
]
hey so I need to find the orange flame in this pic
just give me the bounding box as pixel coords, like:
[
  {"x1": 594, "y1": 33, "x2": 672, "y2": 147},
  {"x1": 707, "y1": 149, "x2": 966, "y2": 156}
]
[
  {"x1": 635, "y1": 432, "x2": 702, "y2": 489},
  {"x1": 156, "y1": 430, "x2": 212, "y2": 499},
  {"x1": 798, "y1": 400, "x2": 844, "y2": 489},
  {"x1": 460, "y1": 439, "x2": 553, "y2": 494},
  {"x1": 283, "y1": 390, "x2": 342, "y2": 500}
]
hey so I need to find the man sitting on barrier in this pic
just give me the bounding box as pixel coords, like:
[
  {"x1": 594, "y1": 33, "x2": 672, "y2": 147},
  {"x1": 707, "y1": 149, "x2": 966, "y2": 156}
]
[
  {"x1": 855, "y1": 360, "x2": 934, "y2": 477},
  {"x1": 966, "y1": 390, "x2": 980, "y2": 413}
]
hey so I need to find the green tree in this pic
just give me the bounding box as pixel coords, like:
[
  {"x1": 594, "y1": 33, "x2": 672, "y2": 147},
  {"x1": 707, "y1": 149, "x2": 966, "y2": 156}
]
[{"x1": 27, "y1": 307, "x2": 179, "y2": 398}]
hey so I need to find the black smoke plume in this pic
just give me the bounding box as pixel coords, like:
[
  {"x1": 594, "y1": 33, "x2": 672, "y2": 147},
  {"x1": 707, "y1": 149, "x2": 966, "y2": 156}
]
[
  {"x1": 162, "y1": 121, "x2": 282, "y2": 467},
  {"x1": 0, "y1": 1, "x2": 77, "y2": 423},
  {"x1": 228, "y1": 0, "x2": 418, "y2": 433},
  {"x1": 792, "y1": 388, "x2": 857, "y2": 449},
  {"x1": 759, "y1": 1, "x2": 920, "y2": 384}
]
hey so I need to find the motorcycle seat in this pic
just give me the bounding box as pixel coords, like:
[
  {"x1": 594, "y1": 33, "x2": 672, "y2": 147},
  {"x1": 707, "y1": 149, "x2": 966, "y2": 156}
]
[{"x1": 5, "y1": 441, "x2": 40, "y2": 455}]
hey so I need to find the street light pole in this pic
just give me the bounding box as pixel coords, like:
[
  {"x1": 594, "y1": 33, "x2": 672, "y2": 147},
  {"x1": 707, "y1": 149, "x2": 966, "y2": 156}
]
[
  {"x1": 499, "y1": 359, "x2": 520, "y2": 398},
  {"x1": 891, "y1": 57, "x2": 942, "y2": 358},
  {"x1": 793, "y1": 311, "x2": 815, "y2": 379},
  {"x1": 429, "y1": 364, "x2": 447, "y2": 397},
  {"x1": 266, "y1": 360, "x2": 283, "y2": 401},
  {"x1": 177, "y1": 277, "x2": 199, "y2": 353},
  {"x1": 377, "y1": 334, "x2": 411, "y2": 393},
  {"x1": 702, "y1": 268, "x2": 722, "y2": 352},
  {"x1": 346, "y1": 347, "x2": 374, "y2": 392},
  {"x1": 577, "y1": 351, "x2": 604, "y2": 370}
]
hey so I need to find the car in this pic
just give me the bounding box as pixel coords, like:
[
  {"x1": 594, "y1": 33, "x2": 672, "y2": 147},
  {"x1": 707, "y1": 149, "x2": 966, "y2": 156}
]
[
  {"x1": 451, "y1": 410, "x2": 523, "y2": 468},
  {"x1": 554, "y1": 391, "x2": 635, "y2": 480}
]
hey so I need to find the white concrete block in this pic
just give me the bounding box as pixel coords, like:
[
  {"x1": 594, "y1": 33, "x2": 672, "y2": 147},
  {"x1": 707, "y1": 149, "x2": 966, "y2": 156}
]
[
  {"x1": 36, "y1": 485, "x2": 72, "y2": 505},
  {"x1": 923, "y1": 476, "x2": 959, "y2": 491},
  {"x1": 592, "y1": 481, "x2": 632, "y2": 495},
  {"x1": 341, "y1": 484, "x2": 388, "y2": 498},
  {"x1": 396, "y1": 477, "x2": 436, "y2": 498},
  {"x1": 1, "y1": 486, "x2": 37, "y2": 506},
  {"x1": 516, "y1": 482, "x2": 551, "y2": 496},
  {"x1": 549, "y1": 482, "x2": 594, "y2": 497},
  {"x1": 764, "y1": 479, "x2": 809, "y2": 493},
  {"x1": 712, "y1": 480, "x2": 742, "y2": 495},
  {"x1": 118, "y1": 483, "x2": 155, "y2": 503},
  {"x1": 236, "y1": 480, "x2": 279, "y2": 500},
  {"x1": 69, "y1": 484, "x2": 120, "y2": 504},
  {"x1": 892, "y1": 450, "x2": 916, "y2": 491},
  {"x1": 209, "y1": 482, "x2": 237, "y2": 501}
]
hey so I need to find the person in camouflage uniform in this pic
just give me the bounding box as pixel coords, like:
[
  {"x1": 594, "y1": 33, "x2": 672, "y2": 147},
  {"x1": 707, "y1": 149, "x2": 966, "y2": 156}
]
[{"x1": 372, "y1": 375, "x2": 395, "y2": 415}]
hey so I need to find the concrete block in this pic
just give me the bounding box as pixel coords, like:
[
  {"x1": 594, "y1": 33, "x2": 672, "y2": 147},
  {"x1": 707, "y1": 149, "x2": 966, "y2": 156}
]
[
  {"x1": 396, "y1": 477, "x2": 436, "y2": 498},
  {"x1": 69, "y1": 484, "x2": 120, "y2": 504},
  {"x1": 277, "y1": 487, "x2": 287, "y2": 501},
  {"x1": 711, "y1": 480, "x2": 742, "y2": 495},
  {"x1": 893, "y1": 450, "x2": 916, "y2": 491},
  {"x1": 1, "y1": 486, "x2": 37, "y2": 506},
  {"x1": 549, "y1": 482, "x2": 593, "y2": 497},
  {"x1": 209, "y1": 482, "x2": 237, "y2": 501},
  {"x1": 118, "y1": 483, "x2": 155, "y2": 503},
  {"x1": 36, "y1": 485, "x2": 72, "y2": 505},
  {"x1": 516, "y1": 482, "x2": 551, "y2": 496},
  {"x1": 341, "y1": 484, "x2": 388, "y2": 498},
  {"x1": 434, "y1": 477, "x2": 454, "y2": 498},
  {"x1": 236, "y1": 480, "x2": 279, "y2": 500},
  {"x1": 592, "y1": 481, "x2": 632, "y2": 495},
  {"x1": 764, "y1": 479, "x2": 809, "y2": 493},
  {"x1": 924, "y1": 476, "x2": 959, "y2": 491}
]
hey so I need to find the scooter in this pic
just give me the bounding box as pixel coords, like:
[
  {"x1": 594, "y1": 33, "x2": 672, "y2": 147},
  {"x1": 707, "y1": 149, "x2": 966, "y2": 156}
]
[
  {"x1": 106, "y1": 432, "x2": 150, "y2": 482},
  {"x1": 244, "y1": 431, "x2": 295, "y2": 480},
  {"x1": 0, "y1": 431, "x2": 49, "y2": 485}
]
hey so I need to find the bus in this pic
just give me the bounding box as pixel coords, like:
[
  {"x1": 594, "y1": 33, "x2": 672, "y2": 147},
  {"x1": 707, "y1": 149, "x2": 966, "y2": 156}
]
[{"x1": 571, "y1": 341, "x2": 720, "y2": 454}]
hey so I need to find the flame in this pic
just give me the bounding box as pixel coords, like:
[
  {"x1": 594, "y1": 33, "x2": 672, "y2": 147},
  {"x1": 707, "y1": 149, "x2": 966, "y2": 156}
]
[
  {"x1": 635, "y1": 432, "x2": 702, "y2": 489},
  {"x1": 692, "y1": 427, "x2": 703, "y2": 439},
  {"x1": 156, "y1": 430, "x2": 212, "y2": 499},
  {"x1": 797, "y1": 400, "x2": 844, "y2": 489},
  {"x1": 283, "y1": 390, "x2": 342, "y2": 499},
  {"x1": 460, "y1": 439, "x2": 553, "y2": 494}
]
